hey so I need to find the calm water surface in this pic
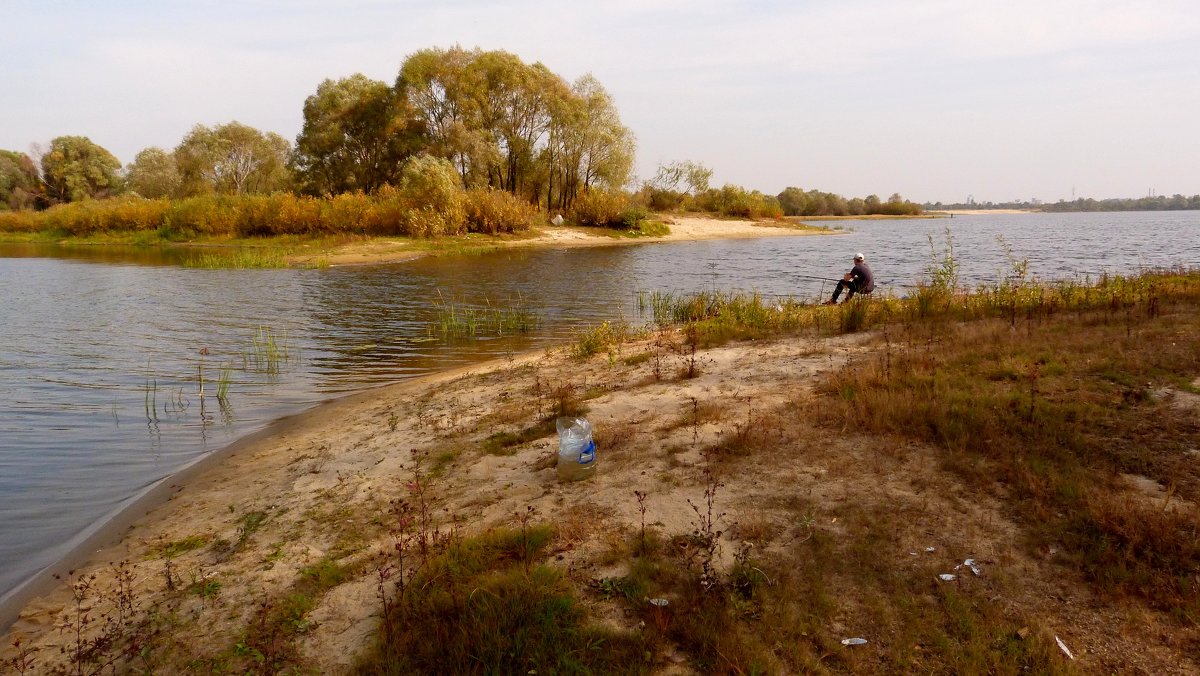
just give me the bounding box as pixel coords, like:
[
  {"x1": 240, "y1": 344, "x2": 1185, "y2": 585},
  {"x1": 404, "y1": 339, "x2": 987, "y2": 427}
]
[{"x1": 1, "y1": 210, "x2": 1198, "y2": 606}]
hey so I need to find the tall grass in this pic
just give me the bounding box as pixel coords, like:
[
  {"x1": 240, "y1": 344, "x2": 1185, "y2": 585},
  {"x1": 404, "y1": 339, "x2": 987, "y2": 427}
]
[
  {"x1": 185, "y1": 249, "x2": 289, "y2": 269},
  {"x1": 629, "y1": 288, "x2": 891, "y2": 347},
  {"x1": 246, "y1": 326, "x2": 295, "y2": 374},
  {"x1": 430, "y1": 293, "x2": 538, "y2": 339},
  {"x1": 215, "y1": 363, "x2": 233, "y2": 405}
]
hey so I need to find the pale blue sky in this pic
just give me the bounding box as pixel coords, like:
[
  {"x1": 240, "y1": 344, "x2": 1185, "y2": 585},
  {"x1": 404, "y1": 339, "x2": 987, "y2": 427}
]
[{"x1": 3, "y1": 0, "x2": 1198, "y2": 203}]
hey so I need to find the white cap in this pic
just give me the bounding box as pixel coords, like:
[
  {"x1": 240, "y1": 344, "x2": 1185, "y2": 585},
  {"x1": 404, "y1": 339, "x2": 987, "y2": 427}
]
[{"x1": 854, "y1": 252, "x2": 865, "y2": 261}]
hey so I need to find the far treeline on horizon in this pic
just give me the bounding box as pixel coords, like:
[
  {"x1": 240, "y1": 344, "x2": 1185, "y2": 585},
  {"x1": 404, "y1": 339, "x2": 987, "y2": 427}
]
[{"x1": 1, "y1": 46, "x2": 1196, "y2": 239}]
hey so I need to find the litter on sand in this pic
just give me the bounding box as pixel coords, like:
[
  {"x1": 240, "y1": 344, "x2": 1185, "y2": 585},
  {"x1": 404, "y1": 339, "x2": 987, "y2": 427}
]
[
  {"x1": 924, "y1": 546, "x2": 936, "y2": 552},
  {"x1": 840, "y1": 638, "x2": 868, "y2": 646},
  {"x1": 648, "y1": 598, "x2": 669, "y2": 607},
  {"x1": 954, "y1": 558, "x2": 982, "y2": 576},
  {"x1": 938, "y1": 574, "x2": 956, "y2": 581},
  {"x1": 1055, "y1": 635, "x2": 1075, "y2": 660}
]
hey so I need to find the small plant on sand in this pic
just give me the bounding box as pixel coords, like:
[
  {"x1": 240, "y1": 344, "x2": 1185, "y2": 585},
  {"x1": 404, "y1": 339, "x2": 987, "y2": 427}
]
[
  {"x1": 686, "y1": 451, "x2": 726, "y2": 593},
  {"x1": 634, "y1": 490, "x2": 650, "y2": 555},
  {"x1": 573, "y1": 319, "x2": 632, "y2": 359},
  {"x1": 6, "y1": 636, "x2": 37, "y2": 676}
]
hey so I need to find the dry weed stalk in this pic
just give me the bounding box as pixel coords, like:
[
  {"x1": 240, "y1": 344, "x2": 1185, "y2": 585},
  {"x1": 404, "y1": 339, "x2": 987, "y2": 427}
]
[{"x1": 686, "y1": 450, "x2": 726, "y2": 593}]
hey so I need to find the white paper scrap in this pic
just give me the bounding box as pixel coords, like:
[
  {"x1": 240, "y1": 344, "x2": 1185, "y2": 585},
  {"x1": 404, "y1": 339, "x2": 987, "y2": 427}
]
[{"x1": 1055, "y1": 635, "x2": 1075, "y2": 660}]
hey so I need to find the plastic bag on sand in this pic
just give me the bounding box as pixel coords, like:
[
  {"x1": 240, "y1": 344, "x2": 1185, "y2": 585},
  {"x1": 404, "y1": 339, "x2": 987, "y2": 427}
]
[{"x1": 556, "y1": 417, "x2": 596, "y2": 481}]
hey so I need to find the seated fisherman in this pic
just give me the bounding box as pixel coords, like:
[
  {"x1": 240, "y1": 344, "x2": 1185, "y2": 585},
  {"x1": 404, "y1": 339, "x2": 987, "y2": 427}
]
[{"x1": 825, "y1": 252, "x2": 874, "y2": 304}]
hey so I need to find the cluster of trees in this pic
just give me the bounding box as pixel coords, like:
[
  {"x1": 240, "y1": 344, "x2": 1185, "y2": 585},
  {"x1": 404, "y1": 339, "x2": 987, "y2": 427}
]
[
  {"x1": 632, "y1": 162, "x2": 921, "y2": 220},
  {"x1": 1040, "y1": 195, "x2": 1200, "y2": 212},
  {"x1": 777, "y1": 188, "x2": 922, "y2": 217},
  {"x1": 0, "y1": 46, "x2": 634, "y2": 216},
  {"x1": 0, "y1": 43, "x2": 939, "y2": 232}
]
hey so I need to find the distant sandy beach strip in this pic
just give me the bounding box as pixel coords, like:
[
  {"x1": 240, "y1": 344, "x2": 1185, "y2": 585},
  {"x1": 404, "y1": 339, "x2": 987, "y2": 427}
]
[{"x1": 296, "y1": 215, "x2": 833, "y2": 267}]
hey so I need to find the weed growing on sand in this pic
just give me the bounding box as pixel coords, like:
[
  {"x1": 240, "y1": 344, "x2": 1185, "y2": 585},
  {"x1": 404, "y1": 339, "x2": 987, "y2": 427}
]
[
  {"x1": 573, "y1": 319, "x2": 634, "y2": 359},
  {"x1": 6, "y1": 637, "x2": 37, "y2": 676},
  {"x1": 679, "y1": 323, "x2": 713, "y2": 379},
  {"x1": 361, "y1": 524, "x2": 648, "y2": 674},
  {"x1": 685, "y1": 451, "x2": 726, "y2": 594},
  {"x1": 38, "y1": 563, "x2": 173, "y2": 675},
  {"x1": 231, "y1": 554, "x2": 359, "y2": 673},
  {"x1": 634, "y1": 490, "x2": 650, "y2": 555},
  {"x1": 236, "y1": 510, "x2": 269, "y2": 549},
  {"x1": 518, "y1": 505, "x2": 537, "y2": 576}
]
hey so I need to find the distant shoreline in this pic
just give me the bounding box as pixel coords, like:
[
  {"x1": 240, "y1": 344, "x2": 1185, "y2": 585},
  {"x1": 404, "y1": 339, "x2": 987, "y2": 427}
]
[{"x1": 934, "y1": 209, "x2": 1036, "y2": 215}]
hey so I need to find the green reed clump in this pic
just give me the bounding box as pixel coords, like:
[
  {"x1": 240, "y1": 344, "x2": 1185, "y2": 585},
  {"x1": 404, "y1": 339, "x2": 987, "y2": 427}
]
[
  {"x1": 431, "y1": 293, "x2": 538, "y2": 339},
  {"x1": 632, "y1": 288, "x2": 877, "y2": 345},
  {"x1": 215, "y1": 363, "x2": 233, "y2": 405},
  {"x1": 186, "y1": 249, "x2": 290, "y2": 269},
  {"x1": 246, "y1": 326, "x2": 294, "y2": 374}
]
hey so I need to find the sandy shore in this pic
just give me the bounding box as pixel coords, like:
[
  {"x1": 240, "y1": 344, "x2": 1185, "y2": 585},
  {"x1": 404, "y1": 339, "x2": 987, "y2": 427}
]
[
  {"x1": 3, "y1": 321, "x2": 1195, "y2": 672},
  {"x1": 2, "y1": 333, "x2": 869, "y2": 671},
  {"x1": 295, "y1": 215, "x2": 830, "y2": 267}
]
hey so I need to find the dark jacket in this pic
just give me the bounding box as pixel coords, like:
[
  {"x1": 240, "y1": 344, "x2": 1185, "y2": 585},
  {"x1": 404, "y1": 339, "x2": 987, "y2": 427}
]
[{"x1": 850, "y1": 262, "x2": 874, "y2": 293}]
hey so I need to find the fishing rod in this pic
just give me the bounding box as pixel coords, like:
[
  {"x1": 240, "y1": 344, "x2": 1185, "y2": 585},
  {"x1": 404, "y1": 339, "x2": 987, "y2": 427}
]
[{"x1": 794, "y1": 273, "x2": 900, "y2": 286}]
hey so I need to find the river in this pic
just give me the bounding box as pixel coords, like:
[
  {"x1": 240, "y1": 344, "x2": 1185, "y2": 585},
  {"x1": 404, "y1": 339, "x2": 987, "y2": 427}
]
[{"x1": 1, "y1": 210, "x2": 1198, "y2": 610}]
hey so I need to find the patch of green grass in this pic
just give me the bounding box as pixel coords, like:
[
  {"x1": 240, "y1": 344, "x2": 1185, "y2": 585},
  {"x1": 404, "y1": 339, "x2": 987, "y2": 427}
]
[
  {"x1": 622, "y1": 351, "x2": 653, "y2": 366},
  {"x1": 360, "y1": 525, "x2": 649, "y2": 674},
  {"x1": 188, "y1": 578, "x2": 222, "y2": 599},
  {"x1": 227, "y1": 553, "x2": 359, "y2": 673},
  {"x1": 152, "y1": 535, "x2": 209, "y2": 559},
  {"x1": 431, "y1": 293, "x2": 539, "y2": 339},
  {"x1": 573, "y1": 319, "x2": 637, "y2": 359},
  {"x1": 184, "y1": 249, "x2": 290, "y2": 269},
  {"x1": 482, "y1": 419, "x2": 555, "y2": 456},
  {"x1": 428, "y1": 444, "x2": 464, "y2": 476},
  {"x1": 236, "y1": 510, "x2": 270, "y2": 548}
]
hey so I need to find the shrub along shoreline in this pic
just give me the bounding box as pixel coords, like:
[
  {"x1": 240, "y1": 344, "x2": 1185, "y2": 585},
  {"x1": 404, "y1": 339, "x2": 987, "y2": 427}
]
[
  {"x1": 0, "y1": 191, "x2": 832, "y2": 268},
  {"x1": 0, "y1": 189, "x2": 540, "y2": 240}
]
